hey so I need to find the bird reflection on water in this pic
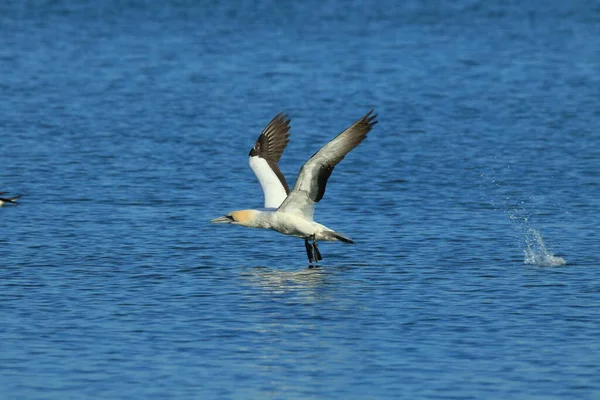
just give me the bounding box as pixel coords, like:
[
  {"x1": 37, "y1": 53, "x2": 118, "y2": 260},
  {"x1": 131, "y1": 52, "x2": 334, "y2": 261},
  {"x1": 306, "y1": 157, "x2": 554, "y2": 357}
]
[{"x1": 240, "y1": 266, "x2": 331, "y2": 296}]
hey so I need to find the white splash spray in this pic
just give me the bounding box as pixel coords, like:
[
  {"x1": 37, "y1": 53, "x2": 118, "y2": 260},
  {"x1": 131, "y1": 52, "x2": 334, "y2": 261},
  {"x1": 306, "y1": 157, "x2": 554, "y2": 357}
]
[
  {"x1": 478, "y1": 168, "x2": 568, "y2": 267},
  {"x1": 523, "y1": 228, "x2": 567, "y2": 267}
]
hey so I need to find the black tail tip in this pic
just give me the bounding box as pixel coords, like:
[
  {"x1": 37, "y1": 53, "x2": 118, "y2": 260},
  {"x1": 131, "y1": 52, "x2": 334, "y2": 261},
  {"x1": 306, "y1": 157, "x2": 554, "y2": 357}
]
[{"x1": 333, "y1": 233, "x2": 354, "y2": 244}]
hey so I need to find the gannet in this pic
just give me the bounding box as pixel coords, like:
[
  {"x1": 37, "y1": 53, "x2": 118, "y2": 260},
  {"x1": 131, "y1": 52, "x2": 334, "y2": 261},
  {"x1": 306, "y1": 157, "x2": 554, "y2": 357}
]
[
  {"x1": 0, "y1": 192, "x2": 21, "y2": 206},
  {"x1": 211, "y1": 110, "x2": 378, "y2": 264}
]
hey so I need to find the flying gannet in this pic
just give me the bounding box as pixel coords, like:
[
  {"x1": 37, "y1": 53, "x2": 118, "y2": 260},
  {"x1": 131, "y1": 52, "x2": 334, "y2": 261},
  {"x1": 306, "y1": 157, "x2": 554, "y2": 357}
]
[
  {"x1": 0, "y1": 192, "x2": 21, "y2": 206},
  {"x1": 211, "y1": 110, "x2": 378, "y2": 264}
]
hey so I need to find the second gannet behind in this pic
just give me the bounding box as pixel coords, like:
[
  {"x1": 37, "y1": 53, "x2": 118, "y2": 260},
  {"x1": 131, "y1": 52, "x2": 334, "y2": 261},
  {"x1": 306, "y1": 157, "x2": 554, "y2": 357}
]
[
  {"x1": 211, "y1": 110, "x2": 378, "y2": 264},
  {"x1": 0, "y1": 192, "x2": 21, "y2": 206}
]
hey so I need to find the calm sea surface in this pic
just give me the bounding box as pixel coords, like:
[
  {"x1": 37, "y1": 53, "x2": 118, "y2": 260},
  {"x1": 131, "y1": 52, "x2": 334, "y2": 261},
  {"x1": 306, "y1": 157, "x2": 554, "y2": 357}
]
[{"x1": 1, "y1": 0, "x2": 600, "y2": 398}]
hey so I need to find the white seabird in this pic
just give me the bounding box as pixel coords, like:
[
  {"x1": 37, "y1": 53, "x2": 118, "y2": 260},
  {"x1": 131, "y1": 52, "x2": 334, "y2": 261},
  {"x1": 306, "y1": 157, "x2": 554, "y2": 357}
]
[
  {"x1": 0, "y1": 192, "x2": 21, "y2": 206},
  {"x1": 211, "y1": 110, "x2": 378, "y2": 264}
]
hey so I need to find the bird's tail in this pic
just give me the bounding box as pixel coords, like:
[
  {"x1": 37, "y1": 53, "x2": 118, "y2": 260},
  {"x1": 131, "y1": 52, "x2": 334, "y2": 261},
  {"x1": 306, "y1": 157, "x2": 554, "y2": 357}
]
[{"x1": 331, "y1": 232, "x2": 354, "y2": 244}]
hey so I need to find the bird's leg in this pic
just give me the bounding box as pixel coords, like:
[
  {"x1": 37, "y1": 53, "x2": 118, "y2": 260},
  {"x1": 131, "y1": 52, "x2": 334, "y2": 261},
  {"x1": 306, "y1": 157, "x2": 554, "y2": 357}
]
[
  {"x1": 304, "y1": 238, "x2": 314, "y2": 264},
  {"x1": 312, "y1": 236, "x2": 323, "y2": 261},
  {"x1": 314, "y1": 243, "x2": 323, "y2": 261}
]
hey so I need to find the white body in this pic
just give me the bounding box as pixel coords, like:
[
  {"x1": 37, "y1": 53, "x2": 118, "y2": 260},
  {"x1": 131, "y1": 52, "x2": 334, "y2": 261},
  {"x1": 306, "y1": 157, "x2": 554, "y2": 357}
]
[{"x1": 252, "y1": 210, "x2": 338, "y2": 240}]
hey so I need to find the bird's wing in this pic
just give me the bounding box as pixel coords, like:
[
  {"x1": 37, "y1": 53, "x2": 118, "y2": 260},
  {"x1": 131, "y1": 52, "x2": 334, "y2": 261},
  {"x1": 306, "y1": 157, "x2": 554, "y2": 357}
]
[
  {"x1": 248, "y1": 113, "x2": 291, "y2": 208},
  {"x1": 277, "y1": 110, "x2": 378, "y2": 219},
  {"x1": 0, "y1": 194, "x2": 21, "y2": 203}
]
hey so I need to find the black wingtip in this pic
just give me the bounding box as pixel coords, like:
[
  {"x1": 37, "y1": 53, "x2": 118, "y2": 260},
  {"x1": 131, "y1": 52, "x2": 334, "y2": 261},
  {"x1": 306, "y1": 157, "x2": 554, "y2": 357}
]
[
  {"x1": 249, "y1": 112, "x2": 291, "y2": 157},
  {"x1": 0, "y1": 195, "x2": 21, "y2": 204},
  {"x1": 271, "y1": 112, "x2": 291, "y2": 127},
  {"x1": 363, "y1": 109, "x2": 378, "y2": 127}
]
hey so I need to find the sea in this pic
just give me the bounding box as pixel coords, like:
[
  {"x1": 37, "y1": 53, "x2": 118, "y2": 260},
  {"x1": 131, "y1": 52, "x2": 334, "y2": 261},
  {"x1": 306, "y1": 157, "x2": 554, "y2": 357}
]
[{"x1": 1, "y1": 0, "x2": 599, "y2": 399}]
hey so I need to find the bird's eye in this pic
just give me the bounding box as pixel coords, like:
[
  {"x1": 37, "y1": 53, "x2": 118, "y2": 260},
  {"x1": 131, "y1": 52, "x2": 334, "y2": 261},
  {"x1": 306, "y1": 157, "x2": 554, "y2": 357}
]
[{"x1": 227, "y1": 215, "x2": 235, "y2": 221}]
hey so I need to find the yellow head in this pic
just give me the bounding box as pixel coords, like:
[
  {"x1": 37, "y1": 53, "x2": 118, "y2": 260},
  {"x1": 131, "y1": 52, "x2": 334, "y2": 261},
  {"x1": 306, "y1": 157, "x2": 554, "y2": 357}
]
[{"x1": 210, "y1": 209, "x2": 259, "y2": 227}]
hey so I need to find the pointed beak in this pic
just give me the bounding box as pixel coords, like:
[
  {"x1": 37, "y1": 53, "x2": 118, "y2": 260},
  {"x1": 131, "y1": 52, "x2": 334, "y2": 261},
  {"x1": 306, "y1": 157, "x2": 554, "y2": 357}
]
[{"x1": 210, "y1": 215, "x2": 233, "y2": 224}]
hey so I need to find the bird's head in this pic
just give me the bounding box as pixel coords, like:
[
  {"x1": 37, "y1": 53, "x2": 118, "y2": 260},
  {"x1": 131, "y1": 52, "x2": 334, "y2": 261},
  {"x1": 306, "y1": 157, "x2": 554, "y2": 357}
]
[{"x1": 210, "y1": 210, "x2": 259, "y2": 227}]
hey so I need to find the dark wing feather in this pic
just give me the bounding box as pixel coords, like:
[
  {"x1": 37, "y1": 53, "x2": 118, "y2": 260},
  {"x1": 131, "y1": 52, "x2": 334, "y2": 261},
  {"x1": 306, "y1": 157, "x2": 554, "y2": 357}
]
[
  {"x1": 0, "y1": 195, "x2": 21, "y2": 204},
  {"x1": 249, "y1": 112, "x2": 291, "y2": 194},
  {"x1": 249, "y1": 112, "x2": 290, "y2": 162},
  {"x1": 278, "y1": 110, "x2": 378, "y2": 218}
]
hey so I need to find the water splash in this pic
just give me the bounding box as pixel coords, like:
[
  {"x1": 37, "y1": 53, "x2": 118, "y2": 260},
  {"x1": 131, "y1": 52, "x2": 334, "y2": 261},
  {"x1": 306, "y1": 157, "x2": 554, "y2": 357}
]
[
  {"x1": 478, "y1": 167, "x2": 569, "y2": 267},
  {"x1": 523, "y1": 229, "x2": 567, "y2": 266}
]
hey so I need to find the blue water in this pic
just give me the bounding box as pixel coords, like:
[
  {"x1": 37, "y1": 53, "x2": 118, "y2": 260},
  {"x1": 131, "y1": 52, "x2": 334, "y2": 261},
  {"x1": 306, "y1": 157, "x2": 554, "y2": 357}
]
[{"x1": 2, "y1": 0, "x2": 600, "y2": 398}]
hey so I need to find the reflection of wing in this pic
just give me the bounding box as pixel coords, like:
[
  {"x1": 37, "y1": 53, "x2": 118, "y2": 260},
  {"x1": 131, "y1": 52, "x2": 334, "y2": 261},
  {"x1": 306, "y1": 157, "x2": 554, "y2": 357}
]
[
  {"x1": 248, "y1": 113, "x2": 291, "y2": 208},
  {"x1": 278, "y1": 110, "x2": 377, "y2": 219}
]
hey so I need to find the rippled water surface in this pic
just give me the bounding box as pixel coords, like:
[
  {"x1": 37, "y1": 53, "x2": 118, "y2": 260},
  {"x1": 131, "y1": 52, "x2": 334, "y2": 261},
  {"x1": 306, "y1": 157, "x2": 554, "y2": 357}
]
[{"x1": 2, "y1": 0, "x2": 600, "y2": 398}]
